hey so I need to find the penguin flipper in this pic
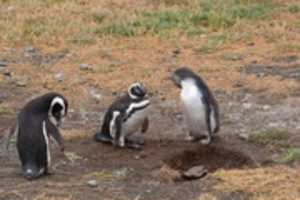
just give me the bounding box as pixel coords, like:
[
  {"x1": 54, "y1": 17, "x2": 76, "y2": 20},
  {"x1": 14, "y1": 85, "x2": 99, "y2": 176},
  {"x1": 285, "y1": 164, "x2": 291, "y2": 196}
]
[
  {"x1": 141, "y1": 117, "x2": 149, "y2": 133},
  {"x1": 45, "y1": 120, "x2": 64, "y2": 152}
]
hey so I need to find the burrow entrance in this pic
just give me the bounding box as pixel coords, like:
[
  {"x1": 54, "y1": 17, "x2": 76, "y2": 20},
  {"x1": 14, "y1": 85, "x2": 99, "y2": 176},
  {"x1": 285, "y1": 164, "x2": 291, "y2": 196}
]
[{"x1": 164, "y1": 145, "x2": 255, "y2": 173}]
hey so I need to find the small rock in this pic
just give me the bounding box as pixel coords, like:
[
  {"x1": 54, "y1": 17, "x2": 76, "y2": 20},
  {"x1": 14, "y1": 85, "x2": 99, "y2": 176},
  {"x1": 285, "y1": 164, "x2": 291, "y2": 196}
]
[
  {"x1": 232, "y1": 80, "x2": 243, "y2": 87},
  {"x1": 54, "y1": 73, "x2": 64, "y2": 82},
  {"x1": 113, "y1": 167, "x2": 130, "y2": 177},
  {"x1": 134, "y1": 152, "x2": 147, "y2": 160},
  {"x1": 87, "y1": 180, "x2": 98, "y2": 188},
  {"x1": 262, "y1": 105, "x2": 271, "y2": 110},
  {"x1": 238, "y1": 133, "x2": 250, "y2": 141},
  {"x1": 242, "y1": 103, "x2": 252, "y2": 109},
  {"x1": 16, "y1": 80, "x2": 27, "y2": 87},
  {"x1": 24, "y1": 46, "x2": 35, "y2": 53},
  {"x1": 79, "y1": 63, "x2": 91, "y2": 71},
  {"x1": 89, "y1": 89, "x2": 102, "y2": 102},
  {"x1": 0, "y1": 60, "x2": 8, "y2": 67},
  {"x1": 241, "y1": 93, "x2": 252, "y2": 102},
  {"x1": 182, "y1": 165, "x2": 207, "y2": 180}
]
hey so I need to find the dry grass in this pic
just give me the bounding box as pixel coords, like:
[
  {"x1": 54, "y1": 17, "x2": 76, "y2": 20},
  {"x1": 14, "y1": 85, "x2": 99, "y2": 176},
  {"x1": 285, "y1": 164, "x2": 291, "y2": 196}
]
[
  {"x1": 213, "y1": 166, "x2": 300, "y2": 200},
  {"x1": 0, "y1": 0, "x2": 299, "y2": 105}
]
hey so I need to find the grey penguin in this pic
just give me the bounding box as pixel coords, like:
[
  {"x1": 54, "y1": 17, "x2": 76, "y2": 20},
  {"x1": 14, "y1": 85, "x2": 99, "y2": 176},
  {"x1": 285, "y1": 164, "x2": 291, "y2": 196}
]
[
  {"x1": 94, "y1": 82, "x2": 150, "y2": 149},
  {"x1": 8, "y1": 92, "x2": 68, "y2": 179},
  {"x1": 171, "y1": 67, "x2": 220, "y2": 144}
]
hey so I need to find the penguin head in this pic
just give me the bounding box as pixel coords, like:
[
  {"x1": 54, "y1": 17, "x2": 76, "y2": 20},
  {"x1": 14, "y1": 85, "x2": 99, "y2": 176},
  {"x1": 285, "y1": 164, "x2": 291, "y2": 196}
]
[
  {"x1": 48, "y1": 95, "x2": 68, "y2": 127},
  {"x1": 128, "y1": 82, "x2": 147, "y2": 99},
  {"x1": 171, "y1": 67, "x2": 197, "y2": 88}
]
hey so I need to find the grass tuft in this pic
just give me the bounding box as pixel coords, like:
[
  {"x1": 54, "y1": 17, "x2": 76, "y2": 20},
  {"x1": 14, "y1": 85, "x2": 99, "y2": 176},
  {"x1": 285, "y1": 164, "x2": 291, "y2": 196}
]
[
  {"x1": 275, "y1": 148, "x2": 300, "y2": 163},
  {"x1": 288, "y1": 4, "x2": 300, "y2": 14},
  {"x1": 249, "y1": 128, "x2": 289, "y2": 144},
  {"x1": 97, "y1": 0, "x2": 275, "y2": 37},
  {"x1": 0, "y1": 106, "x2": 12, "y2": 115}
]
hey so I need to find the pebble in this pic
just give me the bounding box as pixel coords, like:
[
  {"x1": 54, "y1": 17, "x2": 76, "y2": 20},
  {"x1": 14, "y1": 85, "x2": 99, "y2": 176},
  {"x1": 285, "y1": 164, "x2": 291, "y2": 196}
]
[
  {"x1": 182, "y1": 165, "x2": 207, "y2": 180},
  {"x1": 89, "y1": 89, "x2": 102, "y2": 102},
  {"x1": 16, "y1": 81, "x2": 27, "y2": 87},
  {"x1": 262, "y1": 105, "x2": 271, "y2": 110},
  {"x1": 87, "y1": 180, "x2": 98, "y2": 188},
  {"x1": 243, "y1": 103, "x2": 252, "y2": 109},
  {"x1": 79, "y1": 63, "x2": 91, "y2": 71},
  {"x1": 54, "y1": 73, "x2": 64, "y2": 82},
  {"x1": 24, "y1": 46, "x2": 35, "y2": 53},
  {"x1": 232, "y1": 80, "x2": 243, "y2": 87},
  {"x1": 0, "y1": 60, "x2": 8, "y2": 67},
  {"x1": 113, "y1": 167, "x2": 130, "y2": 177},
  {"x1": 238, "y1": 133, "x2": 250, "y2": 141}
]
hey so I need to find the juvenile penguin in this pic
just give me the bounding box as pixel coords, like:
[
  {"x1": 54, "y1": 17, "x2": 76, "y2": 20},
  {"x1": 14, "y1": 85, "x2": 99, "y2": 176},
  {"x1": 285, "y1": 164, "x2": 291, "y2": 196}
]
[
  {"x1": 10, "y1": 92, "x2": 68, "y2": 179},
  {"x1": 94, "y1": 82, "x2": 150, "y2": 149},
  {"x1": 172, "y1": 67, "x2": 220, "y2": 144}
]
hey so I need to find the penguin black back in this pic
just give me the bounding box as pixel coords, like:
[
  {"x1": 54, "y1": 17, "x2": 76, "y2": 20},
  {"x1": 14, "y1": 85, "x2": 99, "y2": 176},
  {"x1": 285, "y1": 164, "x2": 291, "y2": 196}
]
[{"x1": 16, "y1": 92, "x2": 68, "y2": 179}]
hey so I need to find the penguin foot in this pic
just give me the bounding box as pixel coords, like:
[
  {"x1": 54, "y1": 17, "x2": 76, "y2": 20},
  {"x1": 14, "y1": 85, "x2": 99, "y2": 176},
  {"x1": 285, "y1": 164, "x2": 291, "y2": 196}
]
[
  {"x1": 94, "y1": 132, "x2": 112, "y2": 144},
  {"x1": 199, "y1": 136, "x2": 211, "y2": 145}
]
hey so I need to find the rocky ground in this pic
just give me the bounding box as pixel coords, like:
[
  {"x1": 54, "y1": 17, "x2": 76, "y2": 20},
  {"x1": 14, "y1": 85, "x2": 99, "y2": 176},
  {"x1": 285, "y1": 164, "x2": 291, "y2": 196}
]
[{"x1": 0, "y1": 45, "x2": 300, "y2": 200}]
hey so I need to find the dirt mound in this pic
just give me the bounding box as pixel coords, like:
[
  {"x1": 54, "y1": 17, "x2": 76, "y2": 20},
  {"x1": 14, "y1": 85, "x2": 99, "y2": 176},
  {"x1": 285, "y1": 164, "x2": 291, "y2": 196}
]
[{"x1": 165, "y1": 145, "x2": 254, "y2": 172}]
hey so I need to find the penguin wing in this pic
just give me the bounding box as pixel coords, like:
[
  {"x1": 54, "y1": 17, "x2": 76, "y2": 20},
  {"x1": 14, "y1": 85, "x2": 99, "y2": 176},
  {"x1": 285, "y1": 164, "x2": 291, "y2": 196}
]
[
  {"x1": 141, "y1": 117, "x2": 149, "y2": 133},
  {"x1": 201, "y1": 95, "x2": 214, "y2": 134},
  {"x1": 45, "y1": 119, "x2": 64, "y2": 152}
]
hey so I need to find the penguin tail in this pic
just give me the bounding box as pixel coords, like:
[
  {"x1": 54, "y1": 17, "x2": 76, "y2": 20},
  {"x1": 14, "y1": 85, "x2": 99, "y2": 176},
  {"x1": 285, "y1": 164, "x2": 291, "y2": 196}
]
[{"x1": 23, "y1": 163, "x2": 42, "y2": 180}]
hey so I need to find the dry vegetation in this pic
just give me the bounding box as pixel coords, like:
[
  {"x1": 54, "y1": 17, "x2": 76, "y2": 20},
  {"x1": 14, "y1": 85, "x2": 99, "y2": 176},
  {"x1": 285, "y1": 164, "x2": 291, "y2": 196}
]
[{"x1": 0, "y1": 0, "x2": 300, "y2": 199}]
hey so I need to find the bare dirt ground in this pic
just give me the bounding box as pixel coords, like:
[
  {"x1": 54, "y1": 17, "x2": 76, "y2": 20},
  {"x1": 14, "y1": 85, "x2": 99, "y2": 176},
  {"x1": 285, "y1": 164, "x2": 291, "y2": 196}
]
[
  {"x1": 0, "y1": 46, "x2": 299, "y2": 200},
  {"x1": 0, "y1": 0, "x2": 300, "y2": 199}
]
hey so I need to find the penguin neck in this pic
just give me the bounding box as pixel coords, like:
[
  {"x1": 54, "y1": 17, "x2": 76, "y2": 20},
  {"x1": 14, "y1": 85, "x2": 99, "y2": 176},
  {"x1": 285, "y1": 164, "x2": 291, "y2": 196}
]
[{"x1": 180, "y1": 79, "x2": 203, "y2": 102}]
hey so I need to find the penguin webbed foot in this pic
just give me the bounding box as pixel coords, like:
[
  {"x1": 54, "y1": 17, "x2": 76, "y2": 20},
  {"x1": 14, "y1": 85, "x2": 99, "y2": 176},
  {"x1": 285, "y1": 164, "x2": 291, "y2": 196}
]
[{"x1": 186, "y1": 133, "x2": 212, "y2": 145}]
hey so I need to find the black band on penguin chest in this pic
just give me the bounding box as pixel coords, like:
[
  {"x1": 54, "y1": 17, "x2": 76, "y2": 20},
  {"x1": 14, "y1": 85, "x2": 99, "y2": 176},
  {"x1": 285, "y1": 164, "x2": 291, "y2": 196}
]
[{"x1": 123, "y1": 103, "x2": 149, "y2": 122}]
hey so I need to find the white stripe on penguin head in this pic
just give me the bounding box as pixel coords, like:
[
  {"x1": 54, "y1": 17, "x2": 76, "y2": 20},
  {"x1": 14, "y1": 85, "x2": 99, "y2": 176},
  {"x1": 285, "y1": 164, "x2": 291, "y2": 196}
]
[
  {"x1": 50, "y1": 97, "x2": 65, "y2": 115},
  {"x1": 49, "y1": 97, "x2": 65, "y2": 126},
  {"x1": 128, "y1": 82, "x2": 142, "y2": 99}
]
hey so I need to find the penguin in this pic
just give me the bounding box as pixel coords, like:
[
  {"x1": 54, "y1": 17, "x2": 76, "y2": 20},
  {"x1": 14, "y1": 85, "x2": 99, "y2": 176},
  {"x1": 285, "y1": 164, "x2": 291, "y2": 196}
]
[
  {"x1": 171, "y1": 67, "x2": 220, "y2": 144},
  {"x1": 94, "y1": 82, "x2": 150, "y2": 149},
  {"x1": 9, "y1": 92, "x2": 68, "y2": 179}
]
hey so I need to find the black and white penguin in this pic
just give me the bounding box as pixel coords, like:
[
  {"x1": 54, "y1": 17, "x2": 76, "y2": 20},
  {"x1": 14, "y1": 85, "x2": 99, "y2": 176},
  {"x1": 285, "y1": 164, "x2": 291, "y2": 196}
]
[
  {"x1": 94, "y1": 82, "x2": 150, "y2": 149},
  {"x1": 171, "y1": 67, "x2": 220, "y2": 144},
  {"x1": 11, "y1": 92, "x2": 68, "y2": 179}
]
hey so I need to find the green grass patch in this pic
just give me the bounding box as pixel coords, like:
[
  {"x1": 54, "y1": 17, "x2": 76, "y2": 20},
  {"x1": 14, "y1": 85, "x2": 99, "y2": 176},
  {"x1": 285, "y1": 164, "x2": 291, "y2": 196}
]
[
  {"x1": 0, "y1": 106, "x2": 12, "y2": 115},
  {"x1": 97, "y1": 0, "x2": 275, "y2": 37},
  {"x1": 288, "y1": 4, "x2": 300, "y2": 14},
  {"x1": 274, "y1": 148, "x2": 300, "y2": 163},
  {"x1": 249, "y1": 128, "x2": 289, "y2": 144}
]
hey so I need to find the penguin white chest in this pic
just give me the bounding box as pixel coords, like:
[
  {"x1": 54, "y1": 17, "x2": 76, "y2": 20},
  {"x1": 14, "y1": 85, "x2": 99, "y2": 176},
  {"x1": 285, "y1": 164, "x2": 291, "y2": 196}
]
[
  {"x1": 123, "y1": 107, "x2": 149, "y2": 135},
  {"x1": 180, "y1": 81, "x2": 206, "y2": 132}
]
